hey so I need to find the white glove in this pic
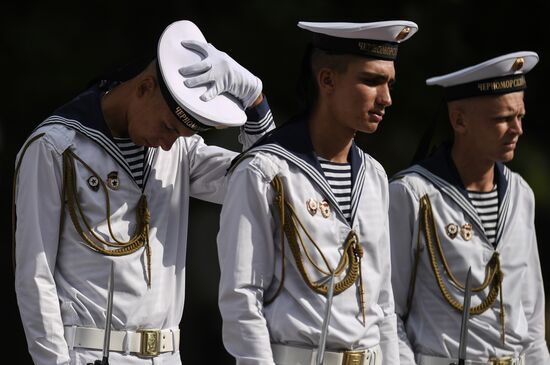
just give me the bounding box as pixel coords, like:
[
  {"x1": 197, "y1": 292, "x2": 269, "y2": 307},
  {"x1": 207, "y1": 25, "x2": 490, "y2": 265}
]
[{"x1": 179, "y1": 40, "x2": 262, "y2": 109}]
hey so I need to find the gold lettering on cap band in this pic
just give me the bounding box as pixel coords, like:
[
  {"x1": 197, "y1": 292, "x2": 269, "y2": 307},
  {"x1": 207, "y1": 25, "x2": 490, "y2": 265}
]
[
  {"x1": 395, "y1": 26, "x2": 411, "y2": 41},
  {"x1": 313, "y1": 33, "x2": 399, "y2": 60},
  {"x1": 477, "y1": 76, "x2": 526, "y2": 92},
  {"x1": 175, "y1": 106, "x2": 206, "y2": 132},
  {"x1": 155, "y1": 62, "x2": 213, "y2": 133},
  {"x1": 357, "y1": 42, "x2": 398, "y2": 58},
  {"x1": 445, "y1": 74, "x2": 528, "y2": 101},
  {"x1": 511, "y1": 57, "x2": 525, "y2": 71}
]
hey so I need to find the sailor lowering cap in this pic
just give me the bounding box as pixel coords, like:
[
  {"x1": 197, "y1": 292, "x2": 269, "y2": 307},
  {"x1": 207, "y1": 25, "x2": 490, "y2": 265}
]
[
  {"x1": 297, "y1": 20, "x2": 419, "y2": 60},
  {"x1": 426, "y1": 51, "x2": 539, "y2": 101},
  {"x1": 157, "y1": 20, "x2": 247, "y2": 132}
]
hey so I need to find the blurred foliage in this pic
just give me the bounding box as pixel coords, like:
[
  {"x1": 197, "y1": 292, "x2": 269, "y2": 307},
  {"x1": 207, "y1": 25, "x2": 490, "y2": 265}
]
[{"x1": 2, "y1": 1, "x2": 549, "y2": 363}]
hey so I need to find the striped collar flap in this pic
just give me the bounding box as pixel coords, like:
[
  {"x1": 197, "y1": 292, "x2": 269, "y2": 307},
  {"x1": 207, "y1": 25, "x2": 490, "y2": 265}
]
[
  {"x1": 397, "y1": 143, "x2": 511, "y2": 245},
  {"x1": 232, "y1": 115, "x2": 367, "y2": 224},
  {"x1": 36, "y1": 85, "x2": 156, "y2": 187}
]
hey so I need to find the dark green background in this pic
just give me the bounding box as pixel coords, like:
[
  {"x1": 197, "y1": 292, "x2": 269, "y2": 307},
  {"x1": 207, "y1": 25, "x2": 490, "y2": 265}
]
[{"x1": 2, "y1": 1, "x2": 548, "y2": 363}]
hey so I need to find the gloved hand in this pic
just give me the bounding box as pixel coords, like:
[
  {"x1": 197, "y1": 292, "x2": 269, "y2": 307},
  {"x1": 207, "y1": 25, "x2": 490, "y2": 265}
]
[{"x1": 179, "y1": 40, "x2": 262, "y2": 109}]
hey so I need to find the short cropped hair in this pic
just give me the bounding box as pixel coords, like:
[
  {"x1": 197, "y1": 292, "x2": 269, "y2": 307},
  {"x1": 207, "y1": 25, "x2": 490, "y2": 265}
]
[{"x1": 298, "y1": 47, "x2": 355, "y2": 110}]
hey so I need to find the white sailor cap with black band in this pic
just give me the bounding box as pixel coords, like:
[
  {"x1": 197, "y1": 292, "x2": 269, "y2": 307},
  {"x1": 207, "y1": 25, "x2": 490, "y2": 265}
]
[
  {"x1": 157, "y1": 20, "x2": 247, "y2": 132},
  {"x1": 426, "y1": 51, "x2": 539, "y2": 101},
  {"x1": 297, "y1": 21, "x2": 419, "y2": 60}
]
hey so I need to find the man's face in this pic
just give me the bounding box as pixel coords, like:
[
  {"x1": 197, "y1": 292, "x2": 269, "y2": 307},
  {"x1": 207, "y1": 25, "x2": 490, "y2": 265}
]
[
  {"x1": 329, "y1": 57, "x2": 395, "y2": 134},
  {"x1": 126, "y1": 86, "x2": 195, "y2": 151},
  {"x1": 459, "y1": 91, "x2": 525, "y2": 163}
]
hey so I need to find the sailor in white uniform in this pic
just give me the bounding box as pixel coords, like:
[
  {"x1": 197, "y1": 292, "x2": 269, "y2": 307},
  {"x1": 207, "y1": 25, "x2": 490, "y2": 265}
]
[
  {"x1": 389, "y1": 52, "x2": 550, "y2": 365},
  {"x1": 13, "y1": 20, "x2": 274, "y2": 365},
  {"x1": 216, "y1": 20, "x2": 418, "y2": 365}
]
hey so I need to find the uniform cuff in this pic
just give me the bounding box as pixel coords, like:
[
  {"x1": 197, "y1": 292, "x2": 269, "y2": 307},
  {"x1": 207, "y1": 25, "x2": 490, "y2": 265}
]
[{"x1": 243, "y1": 96, "x2": 273, "y2": 135}]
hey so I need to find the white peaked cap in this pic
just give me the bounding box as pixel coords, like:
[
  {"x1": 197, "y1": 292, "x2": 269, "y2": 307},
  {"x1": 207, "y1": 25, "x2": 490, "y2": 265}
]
[
  {"x1": 298, "y1": 21, "x2": 418, "y2": 43},
  {"x1": 157, "y1": 20, "x2": 246, "y2": 130},
  {"x1": 426, "y1": 51, "x2": 538, "y2": 101}
]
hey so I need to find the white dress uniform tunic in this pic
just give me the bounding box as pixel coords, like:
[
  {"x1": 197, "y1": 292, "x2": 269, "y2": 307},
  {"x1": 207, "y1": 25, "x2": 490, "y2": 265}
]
[
  {"x1": 217, "y1": 118, "x2": 399, "y2": 365},
  {"x1": 13, "y1": 83, "x2": 275, "y2": 365},
  {"x1": 389, "y1": 144, "x2": 550, "y2": 364}
]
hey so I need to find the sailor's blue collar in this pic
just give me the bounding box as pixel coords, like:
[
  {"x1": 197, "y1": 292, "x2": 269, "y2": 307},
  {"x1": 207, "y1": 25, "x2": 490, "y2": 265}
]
[
  {"x1": 248, "y1": 115, "x2": 363, "y2": 184},
  {"x1": 418, "y1": 142, "x2": 508, "y2": 202},
  {"x1": 43, "y1": 83, "x2": 157, "y2": 189},
  {"x1": 52, "y1": 84, "x2": 114, "y2": 140}
]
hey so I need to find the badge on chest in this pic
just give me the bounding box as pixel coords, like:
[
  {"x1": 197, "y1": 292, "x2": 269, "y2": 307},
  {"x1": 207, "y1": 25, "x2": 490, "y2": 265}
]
[
  {"x1": 445, "y1": 222, "x2": 473, "y2": 241},
  {"x1": 306, "y1": 198, "x2": 331, "y2": 218}
]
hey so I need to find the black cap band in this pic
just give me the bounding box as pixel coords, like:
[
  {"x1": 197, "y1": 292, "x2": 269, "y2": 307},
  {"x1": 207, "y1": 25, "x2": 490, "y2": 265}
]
[
  {"x1": 445, "y1": 74, "x2": 527, "y2": 101},
  {"x1": 312, "y1": 33, "x2": 398, "y2": 60},
  {"x1": 156, "y1": 63, "x2": 213, "y2": 132}
]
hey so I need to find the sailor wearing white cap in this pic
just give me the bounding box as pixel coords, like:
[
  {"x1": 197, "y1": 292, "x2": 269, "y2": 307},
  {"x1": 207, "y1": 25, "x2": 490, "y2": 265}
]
[
  {"x1": 426, "y1": 51, "x2": 539, "y2": 101},
  {"x1": 389, "y1": 52, "x2": 550, "y2": 365},
  {"x1": 216, "y1": 20, "x2": 417, "y2": 365},
  {"x1": 13, "y1": 19, "x2": 274, "y2": 365}
]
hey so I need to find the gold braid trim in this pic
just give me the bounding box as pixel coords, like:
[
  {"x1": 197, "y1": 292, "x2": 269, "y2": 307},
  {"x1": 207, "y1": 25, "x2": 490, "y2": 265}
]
[
  {"x1": 419, "y1": 194, "x2": 505, "y2": 343},
  {"x1": 267, "y1": 175, "x2": 364, "y2": 312},
  {"x1": 62, "y1": 149, "x2": 152, "y2": 287}
]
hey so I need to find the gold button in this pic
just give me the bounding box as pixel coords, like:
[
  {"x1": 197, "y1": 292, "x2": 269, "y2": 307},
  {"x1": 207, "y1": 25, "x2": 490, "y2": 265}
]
[
  {"x1": 511, "y1": 57, "x2": 524, "y2": 71},
  {"x1": 395, "y1": 26, "x2": 411, "y2": 41}
]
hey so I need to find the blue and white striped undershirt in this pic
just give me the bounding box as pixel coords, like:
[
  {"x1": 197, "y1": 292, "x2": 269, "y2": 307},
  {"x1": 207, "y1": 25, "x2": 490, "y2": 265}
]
[
  {"x1": 318, "y1": 158, "x2": 352, "y2": 222},
  {"x1": 467, "y1": 185, "x2": 499, "y2": 246},
  {"x1": 113, "y1": 137, "x2": 146, "y2": 188}
]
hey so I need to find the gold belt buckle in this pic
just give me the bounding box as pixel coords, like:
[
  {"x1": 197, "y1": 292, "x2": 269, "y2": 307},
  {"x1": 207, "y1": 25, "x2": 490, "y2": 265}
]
[
  {"x1": 138, "y1": 329, "x2": 161, "y2": 357},
  {"x1": 342, "y1": 350, "x2": 365, "y2": 365},
  {"x1": 489, "y1": 356, "x2": 513, "y2": 365}
]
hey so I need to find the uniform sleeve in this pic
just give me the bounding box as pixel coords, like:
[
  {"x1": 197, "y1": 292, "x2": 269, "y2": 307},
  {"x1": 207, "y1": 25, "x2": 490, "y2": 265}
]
[
  {"x1": 377, "y1": 180, "x2": 400, "y2": 365},
  {"x1": 388, "y1": 179, "x2": 420, "y2": 365},
  {"x1": 216, "y1": 159, "x2": 277, "y2": 365},
  {"x1": 521, "y1": 203, "x2": 550, "y2": 364},
  {"x1": 14, "y1": 136, "x2": 70, "y2": 365},
  {"x1": 188, "y1": 97, "x2": 275, "y2": 204}
]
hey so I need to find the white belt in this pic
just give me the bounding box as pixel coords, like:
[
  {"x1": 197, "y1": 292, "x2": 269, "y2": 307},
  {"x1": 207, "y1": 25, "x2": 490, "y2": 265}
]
[
  {"x1": 271, "y1": 343, "x2": 381, "y2": 365},
  {"x1": 64, "y1": 326, "x2": 180, "y2": 357},
  {"x1": 417, "y1": 353, "x2": 525, "y2": 365}
]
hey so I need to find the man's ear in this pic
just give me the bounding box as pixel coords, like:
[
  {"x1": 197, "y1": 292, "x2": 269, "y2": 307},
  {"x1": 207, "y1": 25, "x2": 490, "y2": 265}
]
[
  {"x1": 136, "y1": 75, "x2": 157, "y2": 98},
  {"x1": 317, "y1": 68, "x2": 336, "y2": 95},
  {"x1": 448, "y1": 102, "x2": 467, "y2": 134}
]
